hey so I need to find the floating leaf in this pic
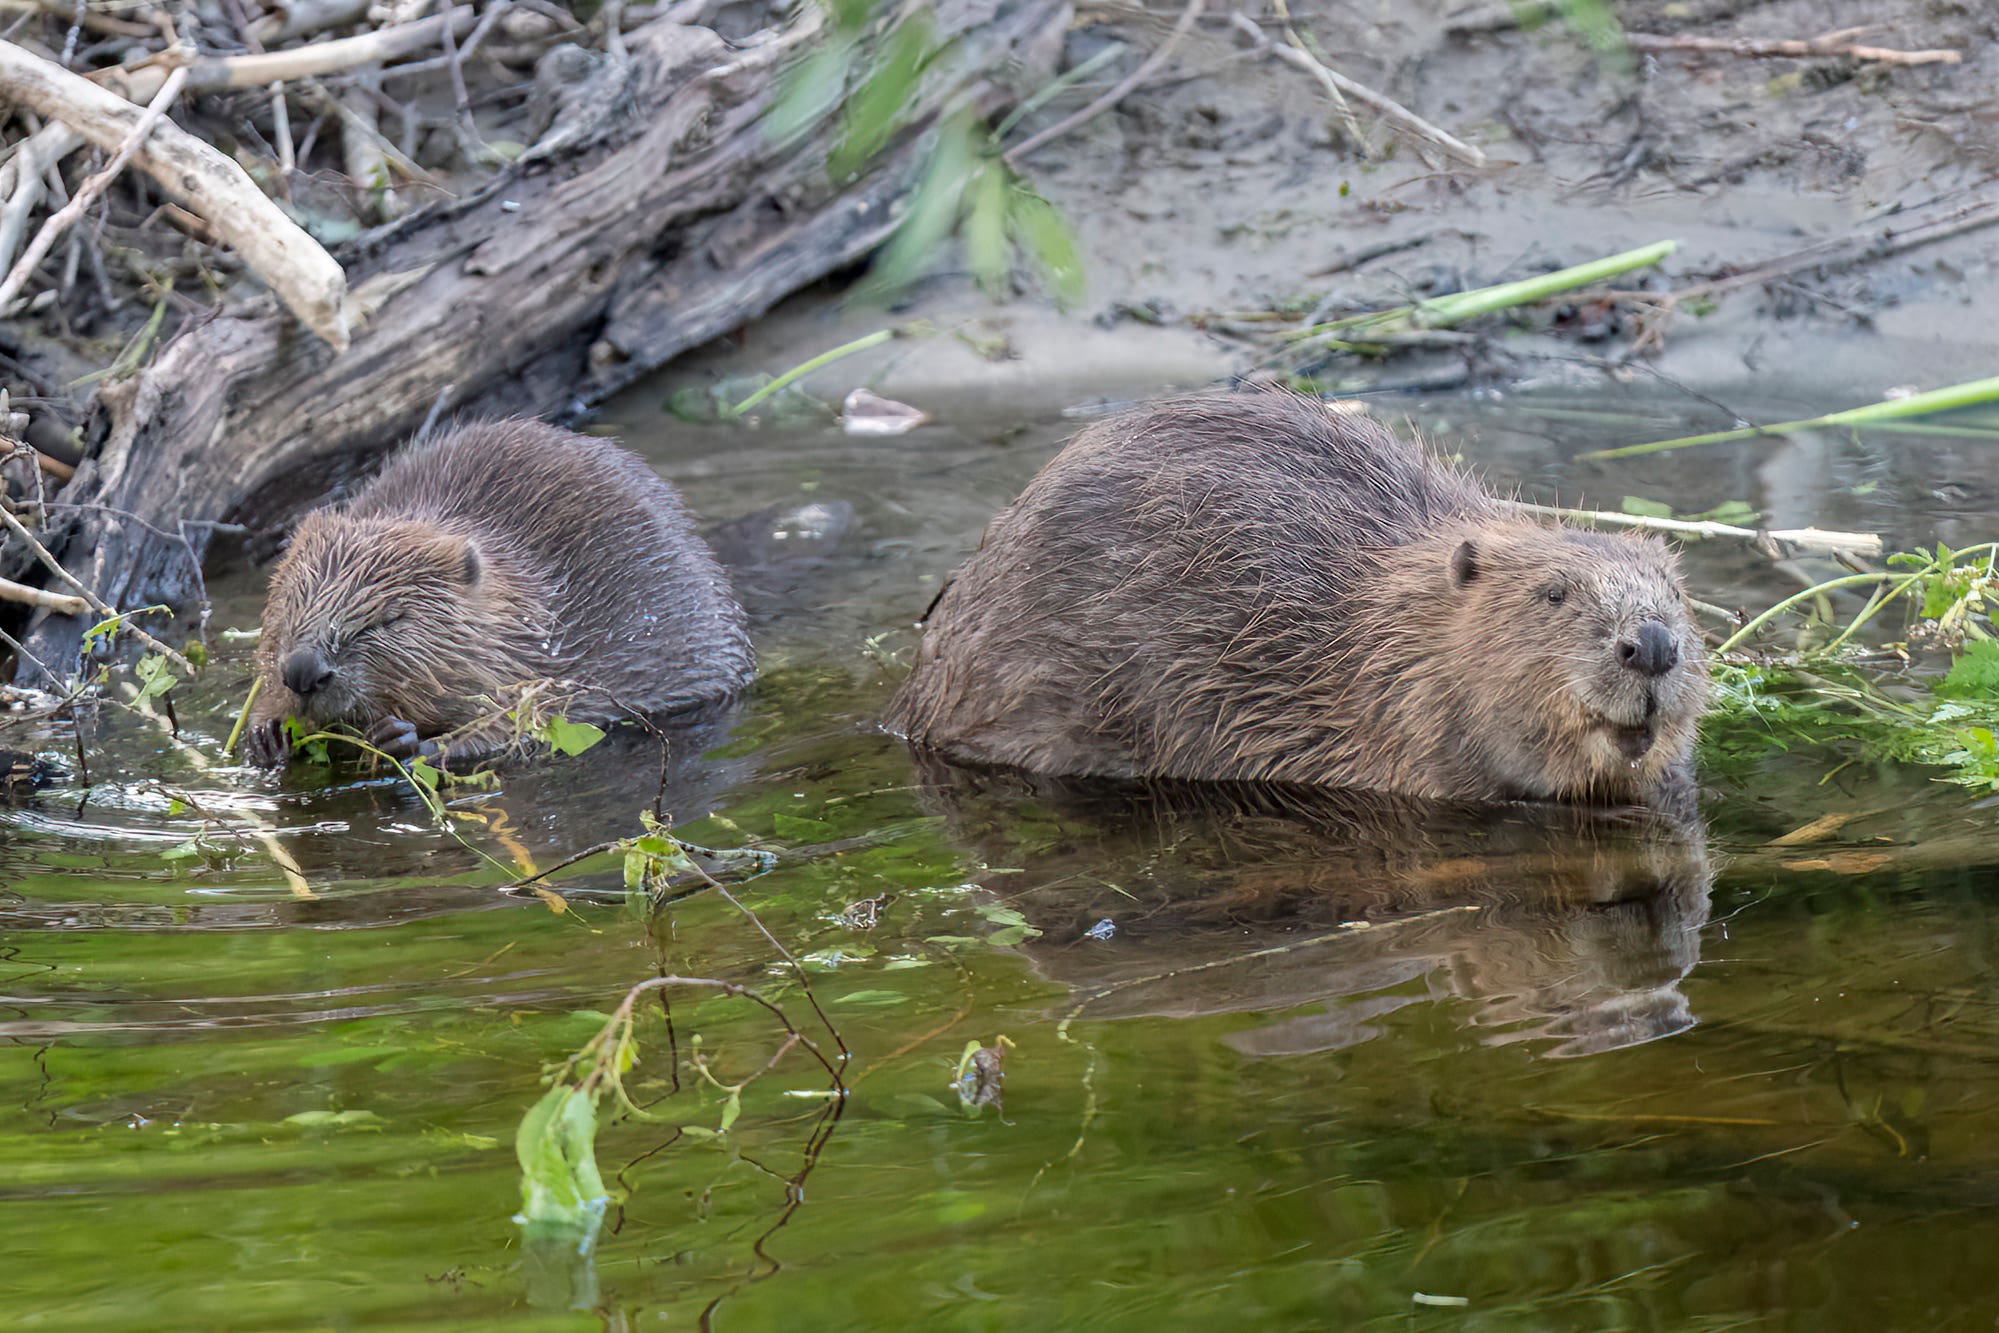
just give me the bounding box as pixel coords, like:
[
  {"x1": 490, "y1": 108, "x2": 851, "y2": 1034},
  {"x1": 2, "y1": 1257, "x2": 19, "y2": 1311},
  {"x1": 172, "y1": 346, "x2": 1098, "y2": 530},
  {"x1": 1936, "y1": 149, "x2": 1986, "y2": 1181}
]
[
  {"x1": 835, "y1": 988, "x2": 910, "y2": 1008},
  {"x1": 515, "y1": 1085, "x2": 607, "y2": 1230},
  {"x1": 772, "y1": 811, "x2": 835, "y2": 840},
  {"x1": 1620, "y1": 496, "x2": 1673, "y2": 520},
  {"x1": 285, "y1": 1108, "x2": 385, "y2": 1130},
  {"x1": 540, "y1": 717, "x2": 606, "y2": 756}
]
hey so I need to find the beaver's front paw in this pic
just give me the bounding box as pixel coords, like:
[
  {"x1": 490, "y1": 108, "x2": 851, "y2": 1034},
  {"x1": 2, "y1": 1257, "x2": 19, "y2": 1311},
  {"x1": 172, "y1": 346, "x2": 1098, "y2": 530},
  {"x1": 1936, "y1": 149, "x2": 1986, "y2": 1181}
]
[
  {"x1": 241, "y1": 719, "x2": 290, "y2": 768},
  {"x1": 364, "y1": 716, "x2": 425, "y2": 760}
]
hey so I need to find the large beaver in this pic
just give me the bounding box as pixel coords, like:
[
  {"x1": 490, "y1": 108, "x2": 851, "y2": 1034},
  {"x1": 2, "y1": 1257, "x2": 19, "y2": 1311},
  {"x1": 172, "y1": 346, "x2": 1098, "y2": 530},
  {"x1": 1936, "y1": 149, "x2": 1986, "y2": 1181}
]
[
  {"x1": 887, "y1": 393, "x2": 1709, "y2": 806},
  {"x1": 243, "y1": 419, "x2": 752, "y2": 766}
]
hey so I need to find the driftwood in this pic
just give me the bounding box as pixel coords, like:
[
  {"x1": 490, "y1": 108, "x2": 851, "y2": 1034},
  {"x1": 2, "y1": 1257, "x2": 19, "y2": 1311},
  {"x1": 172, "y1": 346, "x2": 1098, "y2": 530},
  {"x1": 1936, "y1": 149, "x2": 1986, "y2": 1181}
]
[
  {"x1": 10, "y1": 0, "x2": 1069, "y2": 680},
  {"x1": 0, "y1": 43, "x2": 350, "y2": 346}
]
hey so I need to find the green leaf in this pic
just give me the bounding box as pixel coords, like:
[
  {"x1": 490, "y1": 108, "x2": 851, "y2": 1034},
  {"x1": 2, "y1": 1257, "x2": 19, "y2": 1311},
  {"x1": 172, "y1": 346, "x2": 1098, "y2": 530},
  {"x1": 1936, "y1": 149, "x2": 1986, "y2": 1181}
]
[
  {"x1": 81, "y1": 614, "x2": 122, "y2": 651},
  {"x1": 1694, "y1": 500, "x2": 1759, "y2": 527},
  {"x1": 766, "y1": 34, "x2": 860, "y2": 146},
  {"x1": 772, "y1": 812, "x2": 835, "y2": 840},
  {"x1": 1008, "y1": 188, "x2": 1086, "y2": 307},
  {"x1": 515, "y1": 1085, "x2": 607, "y2": 1229},
  {"x1": 835, "y1": 989, "x2": 910, "y2": 1008},
  {"x1": 540, "y1": 717, "x2": 606, "y2": 756},
  {"x1": 285, "y1": 1109, "x2": 385, "y2": 1130},
  {"x1": 718, "y1": 1091, "x2": 740, "y2": 1135},
  {"x1": 160, "y1": 839, "x2": 203, "y2": 863},
  {"x1": 868, "y1": 112, "x2": 979, "y2": 295},
  {"x1": 1620, "y1": 496, "x2": 1673, "y2": 520},
  {"x1": 407, "y1": 757, "x2": 442, "y2": 792},
  {"x1": 1940, "y1": 640, "x2": 1999, "y2": 699},
  {"x1": 133, "y1": 654, "x2": 177, "y2": 703},
  {"x1": 963, "y1": 164, "x2": 1011, "y2": 297},
  {"x1": 830, "y1": 13, "x2": 932, "y2": 177}
]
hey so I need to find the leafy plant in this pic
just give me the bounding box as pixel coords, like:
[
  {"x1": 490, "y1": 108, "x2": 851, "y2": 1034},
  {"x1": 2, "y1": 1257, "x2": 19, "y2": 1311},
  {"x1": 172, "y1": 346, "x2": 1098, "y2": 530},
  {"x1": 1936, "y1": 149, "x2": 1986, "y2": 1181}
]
[
  {"x1": 1710, "y1": 540, "x2": 1999, "y2": 791},
  {"x1": 768, "y1": 1, "x2": 1086, "y2": 304}
]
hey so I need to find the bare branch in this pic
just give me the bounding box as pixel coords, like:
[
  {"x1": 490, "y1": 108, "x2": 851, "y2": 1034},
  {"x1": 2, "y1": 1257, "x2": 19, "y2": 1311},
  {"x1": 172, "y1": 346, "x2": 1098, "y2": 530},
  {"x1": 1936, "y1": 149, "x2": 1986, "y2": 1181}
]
[
  {"x1": 0, "y1": 65, "x2": 188, "y2": 315},
  {"x1": 0, "y1": 39, "x2": 351, "y2": 349}
]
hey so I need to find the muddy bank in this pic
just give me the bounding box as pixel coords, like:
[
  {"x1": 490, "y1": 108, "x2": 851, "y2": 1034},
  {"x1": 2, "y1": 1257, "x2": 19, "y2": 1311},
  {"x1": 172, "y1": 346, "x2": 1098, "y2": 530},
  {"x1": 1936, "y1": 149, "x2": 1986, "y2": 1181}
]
[{"x1": 651, "y1": 0, "x2": 1999, "y2": 417}]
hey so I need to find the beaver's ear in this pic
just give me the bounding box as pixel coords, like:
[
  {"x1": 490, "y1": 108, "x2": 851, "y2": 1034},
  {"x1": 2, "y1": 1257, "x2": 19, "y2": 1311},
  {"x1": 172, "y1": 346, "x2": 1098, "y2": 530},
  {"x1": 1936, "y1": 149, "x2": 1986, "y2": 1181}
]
[
  {"x1": 1450, "y1": 539, "x2": 1479, "y2": 587},
  {"x1": 427, "y1": 533, "x2": 481, "y2": 585}
]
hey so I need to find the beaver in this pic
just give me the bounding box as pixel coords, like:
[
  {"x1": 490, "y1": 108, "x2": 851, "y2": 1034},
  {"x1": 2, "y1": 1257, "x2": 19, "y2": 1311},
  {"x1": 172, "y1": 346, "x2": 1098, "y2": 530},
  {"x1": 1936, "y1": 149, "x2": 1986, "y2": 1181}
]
[
  {"x1": 243, "y1": 419, "x2": 752, "y2": 766},
  {"x1": 886, "y1": 393, "x2": 1710, "y2": 806}
]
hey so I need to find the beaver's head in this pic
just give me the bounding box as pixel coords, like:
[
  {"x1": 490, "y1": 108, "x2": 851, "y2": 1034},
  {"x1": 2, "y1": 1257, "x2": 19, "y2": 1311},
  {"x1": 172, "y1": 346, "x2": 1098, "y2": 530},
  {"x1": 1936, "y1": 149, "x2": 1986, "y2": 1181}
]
[
  {"x1": 257, "y1": 513, "x2": 555, "y2": 733},
  {"x1": 1433, "y1": 525, "x2": 1709, "y2": 802}
]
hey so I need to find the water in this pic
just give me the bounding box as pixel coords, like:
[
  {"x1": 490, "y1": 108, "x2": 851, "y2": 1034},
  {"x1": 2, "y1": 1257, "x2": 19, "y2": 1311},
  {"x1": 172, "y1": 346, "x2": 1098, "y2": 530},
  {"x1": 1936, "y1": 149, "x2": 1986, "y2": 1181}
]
[{"x1": 4, "y1": 388, "x2": 1999, "y2": 1330}]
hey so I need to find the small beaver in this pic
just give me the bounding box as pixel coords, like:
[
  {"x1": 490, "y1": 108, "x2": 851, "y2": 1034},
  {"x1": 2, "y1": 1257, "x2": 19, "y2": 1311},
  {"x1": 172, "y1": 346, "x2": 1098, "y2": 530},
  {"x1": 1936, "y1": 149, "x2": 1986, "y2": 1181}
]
[
  {"x1": 243, "y1": 419, "x2": 752, "y2": 766},
  {"x1": 886, "y1": 394, "x2": 1709, "y2": 806}
]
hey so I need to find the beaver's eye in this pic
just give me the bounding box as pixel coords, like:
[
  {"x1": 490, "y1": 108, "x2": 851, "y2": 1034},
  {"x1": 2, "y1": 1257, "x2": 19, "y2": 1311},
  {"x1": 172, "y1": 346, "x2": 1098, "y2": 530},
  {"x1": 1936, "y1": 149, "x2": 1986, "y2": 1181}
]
[{"x1": 1544, "y1": 587, "x2": 1566, "y2": 607}]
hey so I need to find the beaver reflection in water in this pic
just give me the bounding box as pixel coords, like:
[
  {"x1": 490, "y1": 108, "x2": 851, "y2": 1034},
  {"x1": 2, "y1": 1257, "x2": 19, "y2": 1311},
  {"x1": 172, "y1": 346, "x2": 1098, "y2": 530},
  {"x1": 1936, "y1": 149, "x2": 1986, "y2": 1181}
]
[
  {"x1": 916, "y1": 766, "x2": 1714, "y2": 1059},
  {"x1": 888, "y1": 393, "x2": 1710, "y2": 807},
  {"x1": 244, "y1": 420, "x2": 752, "y2": 766}
]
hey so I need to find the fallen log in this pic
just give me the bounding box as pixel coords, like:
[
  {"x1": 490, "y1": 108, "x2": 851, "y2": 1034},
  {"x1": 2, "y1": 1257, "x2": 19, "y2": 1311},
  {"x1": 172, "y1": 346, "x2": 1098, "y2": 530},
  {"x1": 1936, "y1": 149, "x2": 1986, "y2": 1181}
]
[{"x1": 10, "y1": 0, "x2": 1069, "y2": 680}]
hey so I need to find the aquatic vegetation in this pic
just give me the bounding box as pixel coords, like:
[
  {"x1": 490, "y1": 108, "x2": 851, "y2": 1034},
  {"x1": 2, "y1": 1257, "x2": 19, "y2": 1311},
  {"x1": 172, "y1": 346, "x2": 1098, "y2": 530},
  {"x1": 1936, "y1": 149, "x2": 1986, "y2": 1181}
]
[
  {"x1": 1585, "y1": 375, "x2": 1999, "y2": 459},
  {"x1": 1707, "y1": 541, "x2": 1999, "y2": 791}
]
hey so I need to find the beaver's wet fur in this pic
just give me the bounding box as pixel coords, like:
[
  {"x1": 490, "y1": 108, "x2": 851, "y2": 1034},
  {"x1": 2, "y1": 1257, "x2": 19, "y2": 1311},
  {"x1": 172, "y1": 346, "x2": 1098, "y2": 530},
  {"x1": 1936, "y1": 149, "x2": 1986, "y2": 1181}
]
[
  {"x1": 244, "y1": 419, "x2": 751, "y2": 766},
  {"x1": 887, "y1": 393, "x2": 1709, "y2": 806}
]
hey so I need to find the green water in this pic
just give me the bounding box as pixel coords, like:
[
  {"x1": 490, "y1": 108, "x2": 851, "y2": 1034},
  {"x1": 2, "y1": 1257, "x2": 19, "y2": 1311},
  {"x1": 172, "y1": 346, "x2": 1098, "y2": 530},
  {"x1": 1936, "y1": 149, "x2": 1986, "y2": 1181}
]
[{"x1": 5, "y1": 392, "x2": 1999, "y2": 1330}]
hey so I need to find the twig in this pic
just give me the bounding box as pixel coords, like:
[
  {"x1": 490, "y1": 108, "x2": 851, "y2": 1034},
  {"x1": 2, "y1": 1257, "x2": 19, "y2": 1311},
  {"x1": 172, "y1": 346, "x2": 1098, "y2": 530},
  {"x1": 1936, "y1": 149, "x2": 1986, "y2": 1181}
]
[
  {"x1": 0, "y1": 128, "x2": 46, "y2": 276},
  {"x1": 0, "y1": 502, "x2": 194, "y2": 671},
  {"x1": 1626, "y1": 29, "x2": 1961, "y2": 67},
  {"x1": 1502, "y1": 501, "x2": 1884, "y2": 559},
  {"x1": 0, "y1": 42, "x2": 351, "y2": 350},
  {"x1": 298, "y1": 80, "x2": 438, "y2": 188},
  {"x1": 1271, "y1": 0, "x2": 1365, "y2": 154},
  {"x1": 1003, "y1": 0, "x2": 1204, "y2": 165},
  {"x1": 0, "y1": 65, "x2": 187, "y2": 316},
  {"x1": 268, "y1": 79, "x2": 294, "y2": 200},
  {"x1": 338, "y1": 73, "x2": 401, "y2": 222},
  {"x1": 171, "y1": 5, "x2": 479, "y2": 89},
  {"x1": 1644, "y1": 201, "x2": 1998, "y2": 307},
  {"x1": 1226, "y1": 12, "x2": 1486, "y2": 168},
  {"x1": 439, "y1": 10, "x2": 488, "y2": 163},
  {"x1": 0, "y1": 573, "x2": 86, "y2": 614},
  {"x1": 251, "y1": 0, "x2": 370, "y2": 45}
]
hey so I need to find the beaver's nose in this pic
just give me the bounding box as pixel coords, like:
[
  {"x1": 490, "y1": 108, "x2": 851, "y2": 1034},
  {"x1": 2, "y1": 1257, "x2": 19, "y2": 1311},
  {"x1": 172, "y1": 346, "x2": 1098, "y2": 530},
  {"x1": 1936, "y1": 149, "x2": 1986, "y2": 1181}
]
[
  {"x1": 282, "y1": 647, "x2": 335, "y2": 696},
  {"x1": 1617, "y1": 620, "x2": 1678, "y2": 677}
]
